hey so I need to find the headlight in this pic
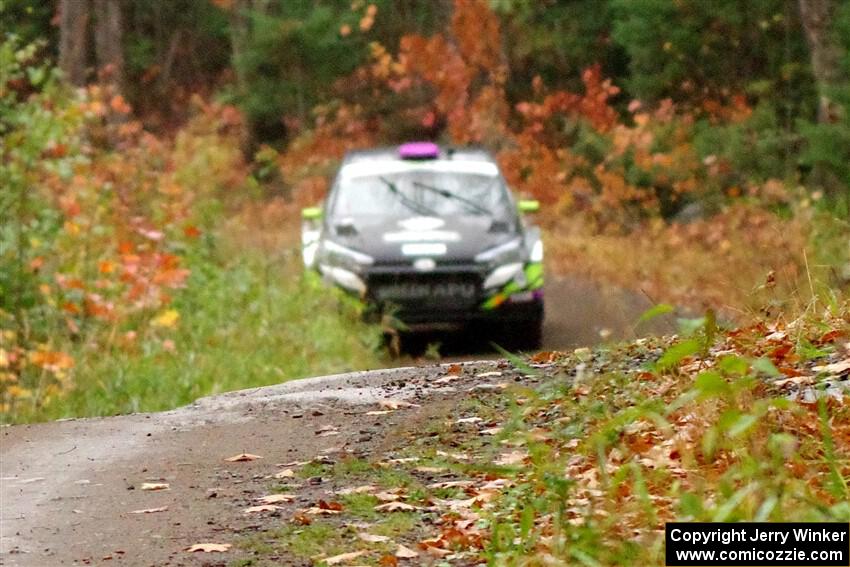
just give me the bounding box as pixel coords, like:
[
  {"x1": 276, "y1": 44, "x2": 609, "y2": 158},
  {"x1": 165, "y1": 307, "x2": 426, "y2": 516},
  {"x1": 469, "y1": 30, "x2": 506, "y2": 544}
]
[
  {"x1": 319, "y1": 264, "x2": 367, "y2": 295},
  {"x1": 475, "y1": 238, "x2": 523, "y2": 267},
  {"x1": 321, "y1": 239, "x2": 374, "y2": 273},
  {"x1": 483, "y1": 262, "x2": 524, "y2": 289}
]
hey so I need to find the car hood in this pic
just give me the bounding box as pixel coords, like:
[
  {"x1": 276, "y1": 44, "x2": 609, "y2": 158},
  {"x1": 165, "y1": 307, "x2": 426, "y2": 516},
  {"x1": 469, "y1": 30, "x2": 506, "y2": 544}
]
[{"x1": 327, "y1": 215, "x2": 517, "y2": 265}]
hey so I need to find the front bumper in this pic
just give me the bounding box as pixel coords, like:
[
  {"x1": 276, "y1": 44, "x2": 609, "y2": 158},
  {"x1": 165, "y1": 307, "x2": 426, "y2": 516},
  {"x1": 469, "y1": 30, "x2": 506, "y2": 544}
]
[{"x1": 318, "y1": 262, "x2": 544, "y2": 325}]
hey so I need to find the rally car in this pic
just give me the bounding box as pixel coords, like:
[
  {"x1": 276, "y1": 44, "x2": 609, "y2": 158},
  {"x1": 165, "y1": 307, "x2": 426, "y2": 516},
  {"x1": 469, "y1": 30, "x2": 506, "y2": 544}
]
[{"x1": 301, "y1": 142, "x2": 544, "y2": 348}]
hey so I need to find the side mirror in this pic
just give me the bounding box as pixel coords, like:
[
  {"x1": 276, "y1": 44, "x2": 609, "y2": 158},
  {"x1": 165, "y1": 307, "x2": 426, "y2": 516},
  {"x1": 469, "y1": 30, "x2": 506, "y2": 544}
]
[
  {"x1": 302, "y1": 207, "x2": 323, "y2": 220},
  {"x1": 518, "y1": 200, "x2": 540, "y2": 214}
]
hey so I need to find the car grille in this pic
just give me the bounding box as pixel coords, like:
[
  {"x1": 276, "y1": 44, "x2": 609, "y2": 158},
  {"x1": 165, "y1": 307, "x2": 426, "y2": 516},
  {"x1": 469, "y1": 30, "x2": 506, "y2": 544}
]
[{"x1": 367, "y1": 272, "x2": 481, "y2": 312}]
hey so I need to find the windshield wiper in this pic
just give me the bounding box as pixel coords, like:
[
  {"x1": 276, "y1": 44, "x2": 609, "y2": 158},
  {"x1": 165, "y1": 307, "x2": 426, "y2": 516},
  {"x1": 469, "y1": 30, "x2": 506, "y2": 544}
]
[
  {"x1": 379, "y1": 176, "x2": 438, "y2": 217},
  {"x1": 411, "y1": 180, "x2": 493, "y2": 216}
]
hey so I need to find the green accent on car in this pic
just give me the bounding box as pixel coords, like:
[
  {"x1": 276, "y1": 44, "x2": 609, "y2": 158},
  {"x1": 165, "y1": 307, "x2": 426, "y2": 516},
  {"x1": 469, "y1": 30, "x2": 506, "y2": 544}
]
[
  {"x1": 480, "y1": 262, "x2": 544, "y2": 310},
  {"x1": 302, "y1": 206, "x2": 323, "y2": 220},
  {"x1": 518, "y1": 199, "x2": 540, "y2": 213}
]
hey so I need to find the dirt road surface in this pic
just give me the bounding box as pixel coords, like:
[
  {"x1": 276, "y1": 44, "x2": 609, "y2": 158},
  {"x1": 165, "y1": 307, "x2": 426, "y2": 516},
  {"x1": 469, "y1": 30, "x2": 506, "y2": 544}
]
[{"x1": 1, "y1": 362, "x2": 516, "y2": 566}]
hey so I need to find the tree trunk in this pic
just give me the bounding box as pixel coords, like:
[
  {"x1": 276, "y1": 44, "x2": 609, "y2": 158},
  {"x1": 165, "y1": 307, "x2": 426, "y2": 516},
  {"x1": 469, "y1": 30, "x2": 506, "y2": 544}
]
[
  {"x1": 58, "y1": 0, "x2": 91, "y2": 86},
  {"x1": 93, "y1": 0, "x2": 125, "y2": 90},
  {"x1": 798, "y1": 0, "x2": 846, "y2": 122}
]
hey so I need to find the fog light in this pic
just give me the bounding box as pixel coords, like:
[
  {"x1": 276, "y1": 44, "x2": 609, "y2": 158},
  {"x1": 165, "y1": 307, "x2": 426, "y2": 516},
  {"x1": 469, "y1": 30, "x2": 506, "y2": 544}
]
[{"x1": 509, "y1": 291, "x2": 535, "y2": 303}]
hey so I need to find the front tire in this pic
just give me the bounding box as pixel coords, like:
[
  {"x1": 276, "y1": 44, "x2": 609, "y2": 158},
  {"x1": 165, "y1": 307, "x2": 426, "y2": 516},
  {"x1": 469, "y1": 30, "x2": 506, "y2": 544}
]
[{"x1": 500, "y1": 315, "x2": 543, "y2": 351}]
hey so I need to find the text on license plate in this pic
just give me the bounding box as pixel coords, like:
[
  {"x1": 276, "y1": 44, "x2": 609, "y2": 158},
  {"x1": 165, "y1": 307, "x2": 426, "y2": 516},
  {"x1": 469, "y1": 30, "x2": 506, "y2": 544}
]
[{"x1": 375, "y1": 282, "x2": 476, "y2": 301}]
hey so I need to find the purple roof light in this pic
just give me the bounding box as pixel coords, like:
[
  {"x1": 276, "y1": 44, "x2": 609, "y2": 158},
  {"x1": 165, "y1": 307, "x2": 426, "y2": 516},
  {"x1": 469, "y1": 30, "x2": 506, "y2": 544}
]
[{"x1": 398, "y1": 141, "x2": 440, "y2": 160}]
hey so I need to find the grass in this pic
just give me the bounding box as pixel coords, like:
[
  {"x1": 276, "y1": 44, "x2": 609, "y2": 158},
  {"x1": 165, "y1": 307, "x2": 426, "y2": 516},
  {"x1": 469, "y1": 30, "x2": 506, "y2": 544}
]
[
  {"x1": 7, "y1": 236, "x2": 386, "y2": 423},
  {"x1": 475, "y1": 312, "x2": 850, "y2": 564}
]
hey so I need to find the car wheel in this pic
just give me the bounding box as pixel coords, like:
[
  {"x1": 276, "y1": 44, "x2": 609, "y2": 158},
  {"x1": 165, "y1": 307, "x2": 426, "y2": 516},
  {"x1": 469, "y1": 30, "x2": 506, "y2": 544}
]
[{"x1": 499, "y1": 316, "x2": 543, "y2": 352}]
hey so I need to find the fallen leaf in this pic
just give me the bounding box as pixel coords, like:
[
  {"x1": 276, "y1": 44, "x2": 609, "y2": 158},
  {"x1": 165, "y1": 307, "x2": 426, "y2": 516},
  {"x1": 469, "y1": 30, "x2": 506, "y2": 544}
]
[
  {"x1": 395, "y1": 544, "x2": 419, "y2": 558},
  {"x1": 432, "y1": 376, "x2": 458, "y2": 385},
  {"x1": 129, "y1": 506, "x2": 168, "y2": 514},
  {"x1": 278, "y1": 460, "x2": 309, "y2": 467},
  {"x1": 273, "y1": 469, "x2": 295, "y2": 479},
  {"x1": 481, "y1": 427, "x2": 503, "y2": 436},
  {"x1": 813, "y1": 359, "x2": 850, "y2": 375},
  {"x1": 337, "y1": 485, "x2": 377, "y2": 495},
  {"x1": 773, "y1": 375, "x2": 814, "y2": 387},
  {"x1": 365, "y1": 410, "x2": 394, "y2": 416},
  {"x1": 475, "y1": 371, "x2": 502, "y2": 378},
  {"x1": 324, "y1": 550, "x2": 367, "y2": 564},
  {"x1": 446, "y1": 363, "x2": 462, "y2": 375},
  {"x1": 186, "y1": 543, "x2": 231, "y2": 553},
  {"x1": 415, "y1": 466, "x2": 446, "y2": 473},
  {"x1": 456, "y1": 416, "x2": 483, "y2": 424},
  {"x1": 244, "y1": 504, "x2": 282, "y2": 513},
  {"x1": 256, "y1": 494, "x2": 295, "y2": 504},
  {"x1": 480, "y1": 478, "x2": 512, "y2": 490},
  {"x1": 495, "y1": 451, "x2": 527, "y2": 466},
  {"x1": 317, "y1": 427, "x2": 340, "y2": 438},
  {"x1": 304, "y1": 506, "x2": 341, "y2": 515},
  {"x1": 436, "y1": 450, "x2": 470, "y2": 461},
  {"x1": 140, "y1": 482, "x2": 169, "y2": 491},
  {"x1": 378, "y1": 399, "x2": 419, "y2": 410},
  {"x1": 305, "y1": 500, "x2": 344, "y2": 515},
  {"x1": 375, "y1": 501, "x2": 419, "y2": 512},
  {"x1": 380, "y1": 555, "x2": 399, "y2": 566},
  {"x1": 358, "y1": 532, "x2": 391, "y2": 543},
  {"x1": 427, "y1": 480, "x2": 474, "y2": 489},
  {"x1": 385, "y1": 457, "x2": 418, "y2": 464},
  {"x1": 433, "y1": 497, "x2": 477, "y2": 510},
  {"x1": 374, "y1": 491, "x2": 401, "y2": 502},
  {"x1": 421, "y1": 544, "x2": 452, "y2": 557},
  {"x1": 224, "y1": 453, "x2": 263, "y2": 462},
  {"x1": 319, "y1": 499, "x2": 344, "y2": 511},
  {"x1": 816, "y1": 330, "x2": 843, "y2": 345}
]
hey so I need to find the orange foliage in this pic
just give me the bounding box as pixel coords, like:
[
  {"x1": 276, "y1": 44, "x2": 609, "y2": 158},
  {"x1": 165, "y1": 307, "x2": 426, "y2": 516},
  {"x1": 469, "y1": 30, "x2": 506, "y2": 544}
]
[{"x1": 2, "y1": 82, "x2": 249, "y2": 415}]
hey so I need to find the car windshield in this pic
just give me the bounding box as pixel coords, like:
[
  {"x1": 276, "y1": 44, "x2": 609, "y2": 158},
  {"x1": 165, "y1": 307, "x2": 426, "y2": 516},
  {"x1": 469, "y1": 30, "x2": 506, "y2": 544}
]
[{"x1": 330, "y1": 166, "x2": 512, "y2": 220}]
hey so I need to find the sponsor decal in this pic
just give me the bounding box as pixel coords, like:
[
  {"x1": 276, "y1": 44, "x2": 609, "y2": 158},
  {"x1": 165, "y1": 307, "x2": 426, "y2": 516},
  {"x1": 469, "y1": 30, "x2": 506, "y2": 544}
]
[
  {"x1": 384, "y1": 230, "x2": 460, "y2": 243},
  {"x1": 397, "y1": 216, "x2": 445, "y2": 231},
  {"x1": 401, "y1": 243, "x2": 447, "y2": 256}
]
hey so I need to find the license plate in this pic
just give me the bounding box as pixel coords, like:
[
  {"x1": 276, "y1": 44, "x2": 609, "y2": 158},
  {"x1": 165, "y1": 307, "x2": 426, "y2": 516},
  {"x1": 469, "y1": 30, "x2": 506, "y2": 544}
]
[{"x1": 375, "y1": 282, "x2": 476, "y2": 302}]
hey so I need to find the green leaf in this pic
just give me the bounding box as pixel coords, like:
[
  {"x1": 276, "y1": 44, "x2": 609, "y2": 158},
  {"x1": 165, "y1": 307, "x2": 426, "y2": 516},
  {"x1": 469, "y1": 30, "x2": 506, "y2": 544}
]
[
  {"x1": 701, "y1": 426, "x2": 719, "y2": 460},
  {"x1": 751, "y1": 357, "x2": 781, "y2": 377},
  {"x1": 712, "y1": 482, "x2": 758, "y2": 522},
  {"x1": 694, "y1": 371, "x2": 729, "y2": 396},
  {"x1": 728, "y1": 413, "x2": 758, "y2": 437},
  {"x1": 637, "y1": 303, "x2": 674, "y2": 324},
  {"x1": 717, "y1": 355, "x2": 749, "y2": 376},
  {"x1": 655, "y1": 339, "x2": 700, "y2": 371},
  {"x1": 677, "y1": 317, "x2": 706, "y2": 337},
  {"x1": 679, "y1": 491, "x2": 706, "y2": 518}
]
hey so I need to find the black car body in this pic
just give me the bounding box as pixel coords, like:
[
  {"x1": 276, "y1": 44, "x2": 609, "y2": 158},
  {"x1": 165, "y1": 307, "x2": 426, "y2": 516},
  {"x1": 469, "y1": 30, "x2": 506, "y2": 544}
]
[{"x1": 301, "y1": 142, "x2": 544, "y2": 347}]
